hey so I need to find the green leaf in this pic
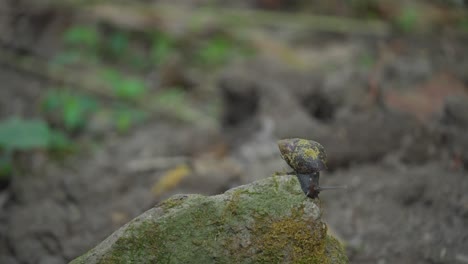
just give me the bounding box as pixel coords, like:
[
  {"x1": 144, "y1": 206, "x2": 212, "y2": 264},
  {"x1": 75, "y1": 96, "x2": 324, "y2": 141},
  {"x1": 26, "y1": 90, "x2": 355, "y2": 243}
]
[
  {"x1": 151, "y1": 33, "x2": 174, "y2": 65},
  {"x1": 129, "y1": 54, "x2": 149, "y2": 70},
  {"x1": 459, "y1": 18, "x2": 468, "y2": 32},
  {"x1": 197, "y1": 37, "x2": 232, "y2": 66},
  {"x1": 102, "y1": 69, "x2": 147, "y2": 100},
  {"x1": 42, "y1": 90, "x2": 98, "y2": 131},
  {"x1": 0, "y1": 118, "x2": 50, "y2": 150},
  {"x1": 113, "y1": 107, "x2": 147, "y2": 133},
  {"x1": 51, "y1": 50, "x2": 82, "y2": 66},
  {"x1": 0, "y1": 151, "x2": 13, "y2": 179},
  {"x1": 63, "y1": 25, "x2": 99, "y2": 48},
  {"x1": 395, "y1": 6, "x2": 419, "y2": 33},
  {"x1": 63, "y1": 99, "x2": 83, "y2": 130},
  {"x1": 49, "y1": 130, "x2": 72, "y2": 151},
  {"x1": 109, "y1": 31, "x2": 129, "y2": 57},
  {"x1": 118, "y1": 78, "x2": 146, "y2": 100},
  {"x1": 102, "y1": 68, "x2": 121, "y2": 86},
  {"x1": 116, "y1": 113, "x2": 131, "y2": 133},
  {"x1": 42, "y1": 90, "x2": 63, "y2": 111}
]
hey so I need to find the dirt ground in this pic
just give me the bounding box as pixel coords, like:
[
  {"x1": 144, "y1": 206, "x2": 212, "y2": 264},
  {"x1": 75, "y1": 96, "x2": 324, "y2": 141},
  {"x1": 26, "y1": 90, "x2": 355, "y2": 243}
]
[{"x1": 0, "y1": 1, "x2": 468, "y2": 264}]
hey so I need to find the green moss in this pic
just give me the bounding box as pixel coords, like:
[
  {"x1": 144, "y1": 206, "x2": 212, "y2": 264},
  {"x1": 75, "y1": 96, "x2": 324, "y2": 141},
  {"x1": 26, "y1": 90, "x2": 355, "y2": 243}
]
[
  {"x1": 100, "y1": 222, "x2": 162, "y2": 264},
  {"x1": 324, "y1": 235, "x2": 348, "y2": 263},
  {"x1": 231, "y1": 177, "x2": 304, "y2": 220},
  {"x1": 159, "y1": 195, "x2": 188, "y2": 211},
  {"x1": 271, "y1": 174, "x2": 281, "y2": 190},
  {"x1": 150, "y1": 198, "x2": 230, "y2": 263},
  {"x1": 252, "y1": 208, "x2": 330, "y2": 264},
  {"x1": 223, "y1": 188, "x2": 244, "y2": 218}
]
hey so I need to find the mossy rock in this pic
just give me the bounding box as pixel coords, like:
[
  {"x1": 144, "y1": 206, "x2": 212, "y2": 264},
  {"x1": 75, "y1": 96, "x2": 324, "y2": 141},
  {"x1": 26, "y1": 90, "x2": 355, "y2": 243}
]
[{"x1": 71, "y1": 175, "x2": 348, "y2": 264}]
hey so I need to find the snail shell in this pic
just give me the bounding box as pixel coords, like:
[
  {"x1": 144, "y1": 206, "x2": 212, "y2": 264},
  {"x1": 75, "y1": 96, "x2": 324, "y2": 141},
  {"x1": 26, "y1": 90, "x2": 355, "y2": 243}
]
[{"x1": 277, "y1": 138, "x2": 327, "y2": 174}]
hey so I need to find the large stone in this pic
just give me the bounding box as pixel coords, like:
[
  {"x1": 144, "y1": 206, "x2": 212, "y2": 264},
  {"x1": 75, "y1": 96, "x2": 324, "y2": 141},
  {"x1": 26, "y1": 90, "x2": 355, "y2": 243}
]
[{"x1": 71, "y1": 175, "x2": 348, "y2": 264}]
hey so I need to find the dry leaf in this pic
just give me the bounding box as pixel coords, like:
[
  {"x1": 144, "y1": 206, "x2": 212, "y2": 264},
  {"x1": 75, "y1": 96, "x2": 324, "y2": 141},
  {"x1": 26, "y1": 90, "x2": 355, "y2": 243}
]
[{"x1": 151, "y1": 164, "x2": 191, "y2": 197}]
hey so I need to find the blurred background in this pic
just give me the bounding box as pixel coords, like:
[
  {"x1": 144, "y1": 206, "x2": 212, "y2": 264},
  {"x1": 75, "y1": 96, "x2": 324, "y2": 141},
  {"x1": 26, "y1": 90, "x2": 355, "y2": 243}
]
[{"x1": 0, "y1": 0, "x2": 467, "y2": 263}]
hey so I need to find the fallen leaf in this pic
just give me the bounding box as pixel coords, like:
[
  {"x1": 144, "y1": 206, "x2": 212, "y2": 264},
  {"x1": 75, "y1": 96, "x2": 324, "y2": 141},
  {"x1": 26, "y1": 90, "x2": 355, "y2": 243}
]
[{"x1": 151, "y1": 164, "x2": 191, "y2": 197}]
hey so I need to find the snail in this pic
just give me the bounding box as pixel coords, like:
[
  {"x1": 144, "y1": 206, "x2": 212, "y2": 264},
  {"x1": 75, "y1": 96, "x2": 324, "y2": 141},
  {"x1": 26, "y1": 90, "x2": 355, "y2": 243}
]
[{"x1": 277, "y1": 138, "x2": 346, "y2": 198}]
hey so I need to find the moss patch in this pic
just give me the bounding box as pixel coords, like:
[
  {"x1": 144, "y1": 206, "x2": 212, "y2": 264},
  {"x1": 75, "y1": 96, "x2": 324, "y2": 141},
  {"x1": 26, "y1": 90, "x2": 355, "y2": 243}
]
[
  {"x1": 159, "y1": 195, "x2": 189, "y2": 211},
  {"x1": 99, "y1": 221, "x2": 162, "y2": 264},
  {"x1": 252, "y1": 208, "x2": 329, "y2": 264},
  {"x1": 324, "y1": 235, "x2": 348, "y2": 263}
]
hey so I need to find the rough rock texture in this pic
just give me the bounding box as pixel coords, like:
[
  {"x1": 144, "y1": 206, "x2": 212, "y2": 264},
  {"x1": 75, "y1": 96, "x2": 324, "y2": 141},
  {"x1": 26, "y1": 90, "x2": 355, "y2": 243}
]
[{"x1": 71, "y1": 175, "x2": 347, "y2": 264}]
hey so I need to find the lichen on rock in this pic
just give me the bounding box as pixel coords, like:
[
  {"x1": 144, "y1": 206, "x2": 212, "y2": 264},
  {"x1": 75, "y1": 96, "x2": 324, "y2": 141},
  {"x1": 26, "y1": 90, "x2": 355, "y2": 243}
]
[{"x1": 70, "y1": 175, "x2": 348, "y2": 264}]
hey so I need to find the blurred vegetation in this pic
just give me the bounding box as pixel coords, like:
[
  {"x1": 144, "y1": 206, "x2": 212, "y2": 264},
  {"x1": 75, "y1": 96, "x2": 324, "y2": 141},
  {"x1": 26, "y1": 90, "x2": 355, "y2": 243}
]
[
  {"x1": 1, "y1": 0, "x2": 466, "y2": 183},
  {"x1": 394, "y1": 6, "x2": 420, "y2": 33},
  {"x1": 0, "y1": 15, "x2": 254, "y2": 180},
  {"x1": 42, "y1": 89, "x2": 98, "y2": 131},
  {"x1": 151, "y1": 32, "x2": 175, "y2": 66},
  {"x1": 102, "y1": 69, "x2": 146, "y2": 100},
  {"x1": 0, "y1": 118, "x2": 71, "y2": 179}
]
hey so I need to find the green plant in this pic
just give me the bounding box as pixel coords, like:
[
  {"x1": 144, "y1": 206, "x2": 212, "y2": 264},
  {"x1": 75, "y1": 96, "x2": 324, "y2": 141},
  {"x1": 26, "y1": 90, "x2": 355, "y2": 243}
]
[
  {"x1": 51, "y1": 50, "x2": 82, "y2": 66},
  {"x1": 395, "y1": 6, "x2": 420, "y2": 32},
  {"x1": 0, "y1": 117, "x2": 72, "y2": 178},
  {"x1": 48, "y1": 130, "x2": 73, "y2": 151},
  {"x1": 42, "y1": 89, "x2": 98, "y2": 131},
  {"x1": 459, "y1": 17, "x2": 468, "y2": 32},
  {"x1": 108, "y1": 31, "x2": 129, "y2": 57},
  {"x1": 63, "y1": 25, "x2": 100, "y2": 48},
  {"x1": 151, "y1": 32, "x2": 175, "y2": 65},
  {"x1": 113, "y1": 107, "x2": 147, "y2": 133},
  {"x1": 0, "y1": 118, "x2": 51, "y2": 150},
  {"x1": 56, "y1": 25, "x2": 101, "y2": 66},
  {"x1": 103, "y1": 69, "x2": 147, "y2": 100},
  {"x1": 195, "y1": 35, "x2": 253, "y2": 67},
  {"x1": 197, "y1": 37, "x2": 233, "y2": 66},
  {"x1": 0, "y1": 151, "x2": 13, "y2": 180},
  {"x1": 0, "y1": 117, "x2": 71, "y2": 151}
]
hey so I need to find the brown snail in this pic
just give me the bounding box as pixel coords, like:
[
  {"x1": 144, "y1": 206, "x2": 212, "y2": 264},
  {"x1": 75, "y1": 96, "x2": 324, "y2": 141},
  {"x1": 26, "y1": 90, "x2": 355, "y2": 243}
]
[{"x1": 277, "y1": 138, "x2": 346, "y2": 198}]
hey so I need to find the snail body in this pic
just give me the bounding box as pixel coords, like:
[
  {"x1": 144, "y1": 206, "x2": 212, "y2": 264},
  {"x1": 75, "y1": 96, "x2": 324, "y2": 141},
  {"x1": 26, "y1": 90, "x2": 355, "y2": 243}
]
[
  {"x1": 278, "y1": 138, "x2": 345, "y2": 198},
  {"x1": 295, "y1": 173, "x2": 320, "y2": 198}
]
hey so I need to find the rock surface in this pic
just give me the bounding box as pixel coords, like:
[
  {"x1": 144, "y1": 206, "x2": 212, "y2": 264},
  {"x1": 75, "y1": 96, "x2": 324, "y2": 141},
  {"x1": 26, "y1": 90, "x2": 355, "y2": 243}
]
[{"x1": 71, "y1": 175, "x2": 347, "y2": 264}]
